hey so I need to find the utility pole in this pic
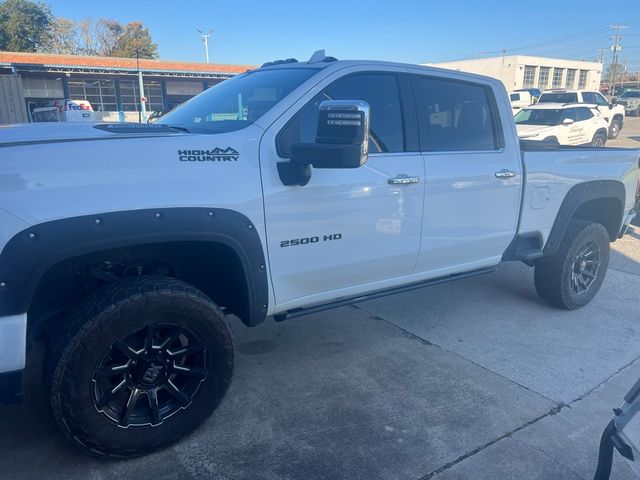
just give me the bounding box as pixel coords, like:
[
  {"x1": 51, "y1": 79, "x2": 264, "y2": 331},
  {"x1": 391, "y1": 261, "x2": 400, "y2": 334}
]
[
  {"x1": 609, "y1": 24, "x2": 627, "y2": 94},
  {"x1": 197, "y1": 29, "x2": 213, "y2": 63},
  {"x1": 598, "y1": 48, "x2": 607, "y2": 66},
  {"x1": 136, "y1": 49, "x2": 147, "y2": 123}
]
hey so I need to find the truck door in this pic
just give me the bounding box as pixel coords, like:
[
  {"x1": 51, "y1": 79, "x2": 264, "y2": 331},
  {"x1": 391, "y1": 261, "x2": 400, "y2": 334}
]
[
  {"x1": 408, "y1": 72, "x2": 522, "y2": 274},
  {"x1": 259, "y1": 68, "x2": 425, "y2": 309}
]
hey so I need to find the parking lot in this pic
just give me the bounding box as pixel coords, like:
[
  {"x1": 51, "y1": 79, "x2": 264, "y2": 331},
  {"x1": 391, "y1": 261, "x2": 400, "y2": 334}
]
[{"x1": 0, "y1": 118, "x2": 639, "y2": 480}]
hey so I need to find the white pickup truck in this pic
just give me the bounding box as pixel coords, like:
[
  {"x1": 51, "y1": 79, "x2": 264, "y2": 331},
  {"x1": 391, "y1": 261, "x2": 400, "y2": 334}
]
[
  {"x1": 537, "y1": 89, "x2": 626, "y2": 139},
  {"x1": 0, "y1": 52, "x2": 638, "y2": 457}
]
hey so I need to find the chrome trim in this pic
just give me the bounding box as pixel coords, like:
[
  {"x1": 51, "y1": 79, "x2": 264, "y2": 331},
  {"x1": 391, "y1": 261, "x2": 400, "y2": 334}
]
[
  {"x1": 388, "y1": 174, "x2": 420, "y2": 185},
  {"x1": 495, "y1": 169, "x2": 517, "y2": 179}
]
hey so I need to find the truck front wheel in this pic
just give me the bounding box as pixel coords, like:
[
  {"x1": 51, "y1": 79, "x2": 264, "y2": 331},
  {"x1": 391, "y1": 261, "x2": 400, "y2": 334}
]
[
  {"x1": 45, "y1": 276, "x2": 234, "y2": 457},
  {"x1": 534, "y1": 220, "x2": 610, "y2": 310}
]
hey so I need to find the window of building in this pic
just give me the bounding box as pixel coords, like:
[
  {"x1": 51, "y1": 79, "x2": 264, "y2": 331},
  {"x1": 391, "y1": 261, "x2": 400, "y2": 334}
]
[
  {"x1": 578, "y1": 70, "x2": 589, "y2": 89},
  {"x1": 552, "y1": 68, "x2": 564, "y2": 88},
  {"x1": 119, "y1": 79, "x2": 164, "y2": 112},
  {"x1": 21, "y1": 76, "x2": 64, "y2": 98},
  {"x1": 68, "y1": 79, "x2": 117, "y2": 112},
  {"x1": 412, "y1": 75, "x2": 499, "y2": 152},
  {"x1": 523, "y1": 66, "x2": 536, "y2": 88},
  {"x1": 538, "y1": 67, "x2": 551, "y2": 90},
  {"x1": 277, "y1": 73, "x2": 405, "y2": 156},
  {"x1": 565, "y1": 69, "x2": 577, "y2": 89}
]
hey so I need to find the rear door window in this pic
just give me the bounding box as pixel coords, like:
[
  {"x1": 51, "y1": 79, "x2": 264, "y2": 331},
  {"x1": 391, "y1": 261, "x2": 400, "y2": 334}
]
[
  {"x1": 412, "y1": 75, "x2": 501, "y2": 151},
  {"x1": 575, "y1": 108, "x2": 594, "y2": 122}
]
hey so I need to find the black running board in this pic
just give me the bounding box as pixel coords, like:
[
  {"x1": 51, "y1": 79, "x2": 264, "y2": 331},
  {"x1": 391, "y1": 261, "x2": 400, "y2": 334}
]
[{"x1": 273, "y1": 267, "x2": 496, "y2": 322}]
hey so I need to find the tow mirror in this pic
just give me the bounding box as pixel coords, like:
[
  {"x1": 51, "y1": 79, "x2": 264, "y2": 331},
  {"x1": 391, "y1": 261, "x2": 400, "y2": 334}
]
[
  {"x1": 277, "y1": 100, "x2": 370, "y2": 186},
  {"x1": 562, "y1": 118, "x2": 574, "y2": 125}
]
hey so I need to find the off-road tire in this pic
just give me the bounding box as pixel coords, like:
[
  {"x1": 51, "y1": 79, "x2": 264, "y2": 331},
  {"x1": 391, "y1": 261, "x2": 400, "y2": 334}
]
[
  {"x1": 592, "y1": 132, "x2": 607, "y2": 147},
  {"x1": 534, "y1": 220, "x2": 610, "y2": 310},
  {"x1": 608, "y1": 119, "x2": 621, "y2": 139},
  {"x1": 45, "y1": 275, "x2": 234, "y2": 458}
]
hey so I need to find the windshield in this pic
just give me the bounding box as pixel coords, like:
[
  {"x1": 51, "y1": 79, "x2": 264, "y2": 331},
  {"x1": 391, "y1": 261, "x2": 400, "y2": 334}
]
[
  {"x1": 160, "y1": 68, "x2": 320, "y2": 133},
  {"x1": 621, "y1": 91, "x2": 640, "y2": 98},
  {"x1": 514, "y1": 108, "x2": 563, "y2": 126},
  {"x1": 538, "y1": 92, "x2": 578, "y2": 103}
]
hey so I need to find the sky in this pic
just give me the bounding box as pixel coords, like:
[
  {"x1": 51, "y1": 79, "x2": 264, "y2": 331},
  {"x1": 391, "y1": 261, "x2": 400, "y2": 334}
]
[{"x1": 47, "y1": 0, "x2": 640, "y2": 71}]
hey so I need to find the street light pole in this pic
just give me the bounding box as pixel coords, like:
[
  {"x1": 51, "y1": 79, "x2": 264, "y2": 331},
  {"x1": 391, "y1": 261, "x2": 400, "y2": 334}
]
[
  {"x1": 197, "y1": 29, "x2": 213, "y2": 63},
  {"x1": 136, "y1": 49, "x2": 147, "y2": 123}
]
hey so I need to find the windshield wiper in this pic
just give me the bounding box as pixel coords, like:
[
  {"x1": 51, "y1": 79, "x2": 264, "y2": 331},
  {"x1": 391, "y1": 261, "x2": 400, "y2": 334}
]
[{"x1": 162, "y1": 124, "x2": 191, "y2": 133}]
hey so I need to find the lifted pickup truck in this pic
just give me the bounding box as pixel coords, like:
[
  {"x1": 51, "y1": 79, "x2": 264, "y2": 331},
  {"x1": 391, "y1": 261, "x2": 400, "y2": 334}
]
[{"x1": 0, "y1": 52, "x2": 638, "y2": 457}]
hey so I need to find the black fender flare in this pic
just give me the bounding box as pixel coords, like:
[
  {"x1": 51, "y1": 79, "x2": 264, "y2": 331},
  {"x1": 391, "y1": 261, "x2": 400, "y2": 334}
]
[
  {"x1": 0, "y1": 207, "x2": 268, "y2": 326},
  {"x1": 543, "y1": 180, "x2": 625, "y2": 256}
]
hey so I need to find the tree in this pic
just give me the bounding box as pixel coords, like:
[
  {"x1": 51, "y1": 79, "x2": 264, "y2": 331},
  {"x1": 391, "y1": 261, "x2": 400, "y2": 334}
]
[
  {"x1": 94, "y1": 18, "x2": 123, "y2": 56},
  {"x1": 0, "y1": 0, "x2": 52, "y2": 52},
  {"x1": 43, "y1": 17, "x2": 79, "y2": 54},
  {"x1": 110, "y1": 21, "x2": 158, "y2": 59}
]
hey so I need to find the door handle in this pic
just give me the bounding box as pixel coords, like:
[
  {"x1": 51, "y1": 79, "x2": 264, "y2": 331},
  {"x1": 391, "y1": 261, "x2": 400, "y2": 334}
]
[
  {"x1": 495, "y1": 169, "x2": 517, "y2": 180},
  {"x1": 388, "y1": 174, "x2": 420, "y2": 185}
]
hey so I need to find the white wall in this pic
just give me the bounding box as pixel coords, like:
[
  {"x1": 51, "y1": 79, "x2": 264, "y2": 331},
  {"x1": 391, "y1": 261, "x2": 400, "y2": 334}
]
[{"x1": 427, "y1": 55, "x2": 602, "y2": 91}]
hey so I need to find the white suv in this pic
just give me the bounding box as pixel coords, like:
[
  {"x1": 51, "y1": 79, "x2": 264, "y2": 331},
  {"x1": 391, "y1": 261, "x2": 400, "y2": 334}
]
[
  {"x1": 515, "y1": 103, "x2": 609, "y2": 146},
  {"x1": 537, "y1": 89, "x2": 625, "y2": 139}
]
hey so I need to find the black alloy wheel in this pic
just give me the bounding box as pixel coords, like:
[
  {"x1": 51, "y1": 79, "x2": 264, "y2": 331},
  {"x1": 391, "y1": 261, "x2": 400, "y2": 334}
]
[{"x1": 92, "y1": 323, "x2": 207, "y2": 428}]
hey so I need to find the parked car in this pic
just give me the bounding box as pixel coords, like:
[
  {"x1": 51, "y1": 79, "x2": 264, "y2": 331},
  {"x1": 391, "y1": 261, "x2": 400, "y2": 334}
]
[
  {"x1": 515, "y1": 103, "x2": 610, "y2": 146},
  {"x1": 537, "y1": 89, "x2": 625, "y2": 139},
  {"x1": 514, "y1": 87, "x2": 542, "y2": 101},
  {"x1": 31, "y1": 99, "x2": 95, "y2": 123},
  {"x1": 0, "y1": 53, "x2": 638, "y2": 458},
  {"x1": 510, "y1": 91, "x2": 534, "y2": 113},
  {"x1": 617, "y1": 89, "x2": 640, "y2": 117}
]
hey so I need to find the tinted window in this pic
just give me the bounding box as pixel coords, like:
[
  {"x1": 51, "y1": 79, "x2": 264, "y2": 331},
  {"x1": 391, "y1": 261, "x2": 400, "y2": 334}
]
[
  {"x1": 161, "y1": 68, "x2": 319, "y2": 134},
  {"x1": 515, "y1": 108, "x2": 563, "y2": 126},
  {"x1": 278, "y1": 73, "x2": 404, "y2": 156},
  {"x1": 581, "y1": 92, "x2": 597, "y2": 104},
  {"x1": 510, "y1": 93, "x2": 520, "y2": 101},
  {"x1": 575, "y1": 108, "x2": 594, "y2": 121},
  {"x1": 538, "y1": 92, "x2": 578, "y2": 103},
  {"x1": 562, "y1": 108, "x2": 577, "y2": 122},
  {"x1": 412, "y1": 76, "x2": 499, "y2": 151},
  {"x1": 593, "y1": 93, "x2": 609, "y2": 106}
]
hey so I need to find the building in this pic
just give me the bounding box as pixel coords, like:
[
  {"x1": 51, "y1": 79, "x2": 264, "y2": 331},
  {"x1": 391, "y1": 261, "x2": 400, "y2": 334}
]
[
  {"x1": 0, "y1": 51, "x2": 253, "y2": 123},
  {"x1": 428, "y1": 55, "x2": 602, "y2": 92}
]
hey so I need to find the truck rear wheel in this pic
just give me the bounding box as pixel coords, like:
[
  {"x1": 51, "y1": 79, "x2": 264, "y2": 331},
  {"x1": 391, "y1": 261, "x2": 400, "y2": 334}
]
[
  {"x1": 45, "y1": 276, "x2": 234, "y2": 457},
  {"x1": 608, "y1": 119, "x2": 621, "y2": 139},
  {"x1": 534, "y1": 220, "x2": 610, "y2": 310}
]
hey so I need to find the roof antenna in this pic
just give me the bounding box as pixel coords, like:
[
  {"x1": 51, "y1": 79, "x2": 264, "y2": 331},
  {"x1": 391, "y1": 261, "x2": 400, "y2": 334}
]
[{"x1": 308, "y1": 50, "x2": 326, "y2": 64}]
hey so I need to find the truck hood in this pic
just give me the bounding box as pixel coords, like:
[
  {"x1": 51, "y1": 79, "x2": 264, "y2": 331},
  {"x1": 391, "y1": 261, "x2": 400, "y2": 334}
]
[
  {"x1": 516, "y1": 124, "x2": 552, "y2": 138},
  {"x1": 0, "y1": 122, "x2": 185, "y2": 147}
]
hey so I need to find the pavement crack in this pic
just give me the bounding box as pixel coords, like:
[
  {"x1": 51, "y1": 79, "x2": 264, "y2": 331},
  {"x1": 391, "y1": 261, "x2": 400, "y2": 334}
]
[
  {"x1": 417, "y1": 405, "x2": 563, "y2": 480},
  {"x1": 566, "y1": 353, "x2": 640, "y2": 408}
]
